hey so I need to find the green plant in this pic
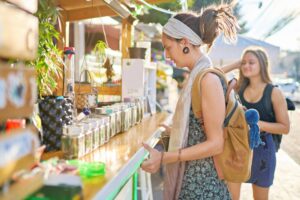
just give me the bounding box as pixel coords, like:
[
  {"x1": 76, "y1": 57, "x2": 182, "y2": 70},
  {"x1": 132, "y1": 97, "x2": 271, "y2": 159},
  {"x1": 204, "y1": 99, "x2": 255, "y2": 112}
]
[
  {"x1": 27, "y1": 0, "x2": 64, "y2": 96},
  {"x1": 93, "y1": 40, "x2": 107, "y2": 64}
]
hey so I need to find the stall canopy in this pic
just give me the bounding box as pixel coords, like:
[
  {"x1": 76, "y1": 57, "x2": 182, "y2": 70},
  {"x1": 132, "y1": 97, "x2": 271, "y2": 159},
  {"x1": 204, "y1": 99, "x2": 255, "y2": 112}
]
[{"x1": 208, "y1": 34, "x2": 280, "y2": 69}]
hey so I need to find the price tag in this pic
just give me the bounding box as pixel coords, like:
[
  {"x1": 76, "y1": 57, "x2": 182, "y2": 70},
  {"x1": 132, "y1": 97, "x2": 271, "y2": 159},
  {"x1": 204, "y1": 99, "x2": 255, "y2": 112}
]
[{"x1": 0, "y1": 128, "x2": 39, "y2": 168}]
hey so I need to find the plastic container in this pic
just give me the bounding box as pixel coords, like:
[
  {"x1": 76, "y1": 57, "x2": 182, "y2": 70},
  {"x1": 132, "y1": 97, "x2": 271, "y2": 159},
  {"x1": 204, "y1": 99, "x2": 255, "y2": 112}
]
[{"x1": 67, "y1": 160, "x2": 105, "y2": 178}]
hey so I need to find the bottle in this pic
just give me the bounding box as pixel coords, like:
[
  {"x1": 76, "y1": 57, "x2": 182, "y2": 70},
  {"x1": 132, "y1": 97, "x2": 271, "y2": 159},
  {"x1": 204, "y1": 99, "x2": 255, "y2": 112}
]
[{"x1": 63, "y1": 47, "x2": 75, "y2": 97}]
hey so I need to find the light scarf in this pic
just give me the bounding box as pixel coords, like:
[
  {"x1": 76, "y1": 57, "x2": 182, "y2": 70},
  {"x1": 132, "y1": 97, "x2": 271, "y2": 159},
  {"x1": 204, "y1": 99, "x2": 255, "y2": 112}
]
[
  {"x1": 163, "y1": 17, "x2": 203, "y2": 46},
  {"x1": 164, "y1": 55, "x2": 212, "y2": 199}
]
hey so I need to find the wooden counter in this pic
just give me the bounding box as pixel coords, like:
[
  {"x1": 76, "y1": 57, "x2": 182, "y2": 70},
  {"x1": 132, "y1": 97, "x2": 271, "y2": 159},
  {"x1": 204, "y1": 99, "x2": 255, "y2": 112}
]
[{"x1": 80, "y1": 112, "x2": 170, "y2": 199}]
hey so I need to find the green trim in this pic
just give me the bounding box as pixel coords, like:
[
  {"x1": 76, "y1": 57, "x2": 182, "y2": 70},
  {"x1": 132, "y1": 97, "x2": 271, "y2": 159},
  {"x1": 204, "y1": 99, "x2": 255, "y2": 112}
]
[
  {"x1": 106, "y1": 153, "x2": 149, "y2": 200},
  {"x1": 133, "y1": 172, "x2": 138, "y2": 200}
]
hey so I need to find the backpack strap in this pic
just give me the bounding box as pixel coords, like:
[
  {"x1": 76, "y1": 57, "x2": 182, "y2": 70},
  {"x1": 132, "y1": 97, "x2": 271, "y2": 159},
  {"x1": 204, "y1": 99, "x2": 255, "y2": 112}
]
[
  {"x1": 191, "y1": 67, "x2": 234, "y2": 120},
  {"x1": 263, "y1": 84, "x2": 283, "y2": 152},
  {"x1": 263, "y1": 84, "x2": 274, "y2": 117}
]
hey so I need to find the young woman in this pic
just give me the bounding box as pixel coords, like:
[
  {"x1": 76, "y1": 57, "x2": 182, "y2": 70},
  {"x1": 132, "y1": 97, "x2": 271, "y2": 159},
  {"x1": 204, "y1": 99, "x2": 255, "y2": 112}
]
[
  {"x1": 222, "y1": 46, "x2": 290, "y2": 200},
  {"x1": 140, "y1": 4, "x2": 239, "y2": 200}
]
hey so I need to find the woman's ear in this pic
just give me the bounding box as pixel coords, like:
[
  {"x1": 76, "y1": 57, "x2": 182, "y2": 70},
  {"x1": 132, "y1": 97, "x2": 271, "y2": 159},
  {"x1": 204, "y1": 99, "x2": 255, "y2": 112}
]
[{"x1": 180, "y1": 37, "x2": 190, "y2": 46}]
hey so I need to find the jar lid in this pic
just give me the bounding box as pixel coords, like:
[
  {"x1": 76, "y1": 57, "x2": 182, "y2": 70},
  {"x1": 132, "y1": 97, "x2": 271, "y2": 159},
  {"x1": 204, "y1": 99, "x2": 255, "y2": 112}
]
[
  {"x1": 105, "y1": 108, "x2": 113, "y2": 114},
  {"x1": 102, "y1": 116, "x2": 109, "y2": 123},
  {"x1": 67, "y1": 124, "x2": 84, "y2": 135},
  {"x1": 87, "y1": 118, "x2": 99, "y2": 127},
  {"x1": 95, "y1": 107, "x2": 105, "y2": 115},
  {"x1": 79, "y1": 161, "x2": 106, "y2": 178},
  {"x1": 78, "y1": 122, "x2": 91, "y2": 131}
]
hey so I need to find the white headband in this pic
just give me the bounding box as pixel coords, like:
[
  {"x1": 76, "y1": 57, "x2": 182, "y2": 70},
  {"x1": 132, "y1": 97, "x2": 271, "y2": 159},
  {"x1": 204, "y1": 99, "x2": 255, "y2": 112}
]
[{"x1": 163, "y1": 17, "x2": 204, "y2": 46}]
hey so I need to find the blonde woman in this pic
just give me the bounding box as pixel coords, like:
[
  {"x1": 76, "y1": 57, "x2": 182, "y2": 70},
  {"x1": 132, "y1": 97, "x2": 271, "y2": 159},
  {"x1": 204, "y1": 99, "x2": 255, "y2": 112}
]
[{"x1": 223, "y1": 46, "x2": 290, "y2": 200}]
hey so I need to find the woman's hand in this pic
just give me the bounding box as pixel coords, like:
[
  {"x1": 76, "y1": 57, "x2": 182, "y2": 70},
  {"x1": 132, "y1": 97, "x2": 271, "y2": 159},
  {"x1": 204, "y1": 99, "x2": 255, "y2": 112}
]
[
  {"x1": 159, "y1": 124, "x2": 171, "y2": 134},
  {"x1": 221, "y1": 60, "x2": 242, "y2": 73},
  {"x1": 140, "y1": 143, "x2": 162, "y2": 173}
]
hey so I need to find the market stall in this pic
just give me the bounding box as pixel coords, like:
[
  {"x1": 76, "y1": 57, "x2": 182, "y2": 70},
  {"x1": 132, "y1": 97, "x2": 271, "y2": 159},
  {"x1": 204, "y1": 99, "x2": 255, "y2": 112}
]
[{"x1": 0, "y1": 0, "x2": 173, "y2": 199}]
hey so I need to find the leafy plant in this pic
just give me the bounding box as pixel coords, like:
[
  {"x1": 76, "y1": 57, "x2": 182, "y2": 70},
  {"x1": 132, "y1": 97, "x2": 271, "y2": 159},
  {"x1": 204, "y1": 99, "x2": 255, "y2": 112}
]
[
  {"x1": 27, "y1": 0, "x2": 64, "y2": 96},
  {"x1": 93, "y1": 40, "x2": 107, "y2": 64}
]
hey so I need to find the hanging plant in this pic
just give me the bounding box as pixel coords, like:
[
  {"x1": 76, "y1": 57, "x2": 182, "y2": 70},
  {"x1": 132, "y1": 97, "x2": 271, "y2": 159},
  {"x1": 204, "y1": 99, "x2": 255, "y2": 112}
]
[
  {"x1": 93, "y1": 40, "x2": 107, "y2": 65},
  {"x1": 27, "y1": 0, "x2": 64, "y2": 96}
]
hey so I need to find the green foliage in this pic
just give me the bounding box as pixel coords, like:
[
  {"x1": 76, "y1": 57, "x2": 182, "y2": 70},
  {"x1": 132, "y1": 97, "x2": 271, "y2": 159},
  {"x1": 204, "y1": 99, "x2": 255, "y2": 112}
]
[
  {"x1": 131, "y1": 4, "x2": 146, "y2": 18},
  {"x1": 27, "y1": 0, "x2": 64, "y2": 96},
  {"x1": 139, "y1": 0, "x2": 247, "y2": 33},
  {"x1": 190, "y1": 0, "x2": 232, "y2": 11},
  {"x1": 93, "y1": 40, "x2": 107, "y2": 63},
  {"x1": 137, "y1": 2, "x2": 181, "y2": 25},
  {"x1": 233, "y1": 2, "x2": 248, "y2": 34}
]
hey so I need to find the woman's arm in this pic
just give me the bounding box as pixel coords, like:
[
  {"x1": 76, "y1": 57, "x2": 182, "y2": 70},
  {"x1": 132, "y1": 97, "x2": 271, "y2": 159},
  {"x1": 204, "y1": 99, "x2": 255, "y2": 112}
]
[
  {"x1": 174, "y1": 73, "x2": 226, "y2": 161},
  {"x1": 258, "y1": 87, "x2": 290, "y2": 134},
  {"x1": 141, "y1": 73, "x2": 226, "y2": 173},
  {"x1": 220, "y1": 60, "x2": 241, "y2": 73}
]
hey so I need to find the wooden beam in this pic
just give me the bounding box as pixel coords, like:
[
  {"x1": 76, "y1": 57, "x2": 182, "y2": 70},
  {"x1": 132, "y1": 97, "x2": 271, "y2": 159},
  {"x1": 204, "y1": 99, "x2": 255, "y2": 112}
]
[
  {"x1": 56, "y1": 0, "x2": 106, "y2": 11},
  {"x1": 122, "y1": 0, "x2": 175, "y2": 5},
  {"x1": 143, "y1": 0, "x2": 175, "y2": 4},
  {"x1": 121, "y1": 19, "x2": 132, "y2": 59},
  {"x1": 61, "y1": 5, "x2": 118, "y2": 21},
  {"x1": 57, "y1": 12, "x2": 67, "y2": 50},
  {"x1": 74, "y1": 83, "x2": 121, "y2": 96}
]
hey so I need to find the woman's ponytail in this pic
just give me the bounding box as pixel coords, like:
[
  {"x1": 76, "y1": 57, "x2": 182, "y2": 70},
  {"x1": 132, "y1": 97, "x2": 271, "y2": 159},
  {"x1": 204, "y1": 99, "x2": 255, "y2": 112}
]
[{"x1": 199, "y1": 4, "x2": 239, "y2": 50}]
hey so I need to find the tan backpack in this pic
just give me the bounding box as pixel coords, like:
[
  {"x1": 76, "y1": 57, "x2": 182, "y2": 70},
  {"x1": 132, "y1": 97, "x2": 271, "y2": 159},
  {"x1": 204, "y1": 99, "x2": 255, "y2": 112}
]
[{"x1": 191, "y1": 67, "x2": 252, "y2": 183}]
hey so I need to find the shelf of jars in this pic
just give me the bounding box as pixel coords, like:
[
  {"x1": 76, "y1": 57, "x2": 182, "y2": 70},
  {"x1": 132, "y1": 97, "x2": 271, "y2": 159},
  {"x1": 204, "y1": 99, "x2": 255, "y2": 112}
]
[{"x1": 40, "y1": 112, "x2": 169, "y2": 199}]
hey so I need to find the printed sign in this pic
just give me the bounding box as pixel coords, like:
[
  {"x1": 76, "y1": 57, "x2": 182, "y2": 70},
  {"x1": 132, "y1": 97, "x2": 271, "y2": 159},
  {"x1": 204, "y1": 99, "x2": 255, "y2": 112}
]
[
  {"x1": 0, "y1": 128, "x2": 39, "y2": 168},
  {"x1": 0, "y1": 127, "x2": 39, "y2": 185},
  {"x1": 0, "y1": 65, "x2": 36, "y2": 121}
]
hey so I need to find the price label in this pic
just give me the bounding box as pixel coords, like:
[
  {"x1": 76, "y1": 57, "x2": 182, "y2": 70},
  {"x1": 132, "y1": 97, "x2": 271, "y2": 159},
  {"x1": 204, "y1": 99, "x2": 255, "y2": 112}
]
[{"x1": 0, "y1": 128, "x2": 39, "y2": 168}]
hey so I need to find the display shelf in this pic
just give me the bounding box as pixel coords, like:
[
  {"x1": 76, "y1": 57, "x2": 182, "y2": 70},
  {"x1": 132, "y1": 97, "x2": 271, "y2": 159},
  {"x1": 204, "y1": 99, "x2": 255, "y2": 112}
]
[{"x1": 41, "y1": 112, "x2": 170, "y2": 199}]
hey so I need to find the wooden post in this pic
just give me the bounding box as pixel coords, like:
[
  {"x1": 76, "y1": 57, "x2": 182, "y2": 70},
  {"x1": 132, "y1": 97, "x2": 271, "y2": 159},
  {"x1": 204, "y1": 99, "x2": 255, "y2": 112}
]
[
  {"x1": 121, "y1": 18, "x2": 132, "y2": 59},
  {"x1": 55, "y1": 11, "x2": 68, "y2": 96},
  {"x1": 57, "y1": 11, "x2": 67, "y2": 52}
]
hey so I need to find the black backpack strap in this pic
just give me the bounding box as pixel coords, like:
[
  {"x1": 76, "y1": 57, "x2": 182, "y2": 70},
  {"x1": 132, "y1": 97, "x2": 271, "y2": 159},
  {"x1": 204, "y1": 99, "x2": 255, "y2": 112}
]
[
  {"x1": 264, "y1": 84, "x2": 283, "y2": 152},
  {"x1": 263, "y1": 84, "x2": 274, "y2": 115}
]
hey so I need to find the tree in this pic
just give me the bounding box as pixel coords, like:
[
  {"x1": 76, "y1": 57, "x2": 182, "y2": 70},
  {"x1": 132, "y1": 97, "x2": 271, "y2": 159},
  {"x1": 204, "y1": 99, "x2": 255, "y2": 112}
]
[
  {"x1": 294, "y1": 57, "x2": 300, "y2": 81},
  {"x1": 138, "y1": 0, "x2": 248, "y2": 33},
  {"x1": 233, "y1": 2, "x2": 248, "y2": 34},
  {"x1": 137, "y1": 2, "x2": 181, "y2": 25}
]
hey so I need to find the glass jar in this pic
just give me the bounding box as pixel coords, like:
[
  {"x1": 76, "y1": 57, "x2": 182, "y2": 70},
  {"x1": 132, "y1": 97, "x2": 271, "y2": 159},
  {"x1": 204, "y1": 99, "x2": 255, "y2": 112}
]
[
  {"x1": 90, "y1": 114, "x2": 110, "y2": 144},
  {"x1": 61, "y1": 124, "x2": 85, "y2": 159},
  {"x1": 85, "y1": 118, "x2": 99, "y2": 150},
  {"x1": 131, "y1": 103, "x2": 137, "y2": 126},
  {"x1": 135, "y1": 99, "x2": 141, "y2": 123},
  {"x1": 111, "y1": 105, "x2": 121, "y2": 134},
  {"x1": 120, "y1": 104, "x2": 130, "y2": 132},
  {"x1": 79, "y1": 122, "x2": 92, "y2": 154},
  {"x1": 96, "y1": 107, "x2": 116, "y2": 138}
]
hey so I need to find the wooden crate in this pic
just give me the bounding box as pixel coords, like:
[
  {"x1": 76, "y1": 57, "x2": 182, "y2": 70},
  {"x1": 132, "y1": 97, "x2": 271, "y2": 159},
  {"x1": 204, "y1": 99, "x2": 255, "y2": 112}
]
[
  {"x1": 0, "y1": 65, "x2": 36, "y2": 122},
  {"x1": 0, "y1": 127, "x2": 39, "y2": 186},
  {"x1": 0, "y1": 2, "x2": 38, "y2": 60}
]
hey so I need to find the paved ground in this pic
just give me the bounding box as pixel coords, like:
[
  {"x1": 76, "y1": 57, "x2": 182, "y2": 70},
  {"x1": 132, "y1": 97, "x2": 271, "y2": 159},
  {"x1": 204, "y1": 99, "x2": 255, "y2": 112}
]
[
  {"x1": 151, "y1": 149, "x2": 300, "y2": 200},
  {"x1": 281, "y1": 104, "x2": 300, "y2": 165}
]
